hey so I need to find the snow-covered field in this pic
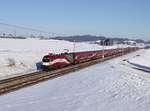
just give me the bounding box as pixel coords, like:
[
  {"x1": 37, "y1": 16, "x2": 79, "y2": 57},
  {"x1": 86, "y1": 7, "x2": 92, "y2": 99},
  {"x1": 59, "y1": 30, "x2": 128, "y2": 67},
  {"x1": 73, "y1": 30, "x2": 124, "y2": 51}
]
[
  {"x1": 0, "y1": 49, "x2": 150, "y2": 111},
  {"x1": 128, "y1": 49, "x2": 150, "y2": 71},
  {"x1": 0, "y1": 38, "x2": 120, "y2": 79}
]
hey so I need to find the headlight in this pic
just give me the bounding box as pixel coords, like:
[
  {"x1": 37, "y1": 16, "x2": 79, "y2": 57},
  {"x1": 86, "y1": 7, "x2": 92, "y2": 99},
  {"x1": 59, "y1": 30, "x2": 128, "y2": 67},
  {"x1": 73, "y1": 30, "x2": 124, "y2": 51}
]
[{"x1": 42, "y1": 62, "x2": 50, "y2": 66}]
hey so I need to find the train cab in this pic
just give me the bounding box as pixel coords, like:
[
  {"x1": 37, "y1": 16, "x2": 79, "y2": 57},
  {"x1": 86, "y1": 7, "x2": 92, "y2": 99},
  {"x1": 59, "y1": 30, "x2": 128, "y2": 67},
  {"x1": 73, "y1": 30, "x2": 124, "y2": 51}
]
[{"x1": 42, "y1": 53, "x2": 74, "y2": 71}]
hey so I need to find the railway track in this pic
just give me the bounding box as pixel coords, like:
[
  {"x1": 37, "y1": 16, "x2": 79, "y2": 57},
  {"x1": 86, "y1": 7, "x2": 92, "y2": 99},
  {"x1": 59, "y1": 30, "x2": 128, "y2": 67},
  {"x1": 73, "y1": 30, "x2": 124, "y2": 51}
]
[{"x1": 0, "y1": 51, "x2": 134, "y2": 95}]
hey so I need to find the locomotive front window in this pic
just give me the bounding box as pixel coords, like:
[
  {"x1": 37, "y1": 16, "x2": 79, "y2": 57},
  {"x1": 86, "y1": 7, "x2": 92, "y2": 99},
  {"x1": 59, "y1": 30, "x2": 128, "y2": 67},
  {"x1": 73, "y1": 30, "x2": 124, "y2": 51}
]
[{"x1": 42, "y1": 58, "x2": 52, "y2": 62}]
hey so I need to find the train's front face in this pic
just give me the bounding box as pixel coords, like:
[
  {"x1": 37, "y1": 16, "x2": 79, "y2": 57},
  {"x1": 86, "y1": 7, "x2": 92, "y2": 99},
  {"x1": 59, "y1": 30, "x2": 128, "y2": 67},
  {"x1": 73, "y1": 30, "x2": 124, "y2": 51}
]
[
  {"x1": 42, "y1": 53, "x2": 74, "y2": 71},
  {"x1": 42, "y1": 55, "x2": 54, "y2": 71}
]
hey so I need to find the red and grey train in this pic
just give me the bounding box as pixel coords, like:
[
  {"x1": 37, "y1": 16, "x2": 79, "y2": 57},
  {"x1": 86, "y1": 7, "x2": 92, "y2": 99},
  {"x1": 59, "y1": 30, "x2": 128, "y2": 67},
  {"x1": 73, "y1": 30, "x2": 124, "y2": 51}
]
[{"x1": 42, "y1": 47, "x2": 137, "y2": 70}]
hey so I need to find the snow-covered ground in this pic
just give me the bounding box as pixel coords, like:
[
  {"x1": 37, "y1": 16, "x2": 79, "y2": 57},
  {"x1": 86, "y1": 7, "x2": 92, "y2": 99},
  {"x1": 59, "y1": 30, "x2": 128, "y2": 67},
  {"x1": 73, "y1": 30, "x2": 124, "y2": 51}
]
[
  {"x1": 0, "y1": 49, "x2": 150, "y2": 111},
  {"x1": 128, "y1": 49, "x2": 150, "y2": 70},
  {"x1": 0, "y1": 38, "x2": 122, "y2": 79}
]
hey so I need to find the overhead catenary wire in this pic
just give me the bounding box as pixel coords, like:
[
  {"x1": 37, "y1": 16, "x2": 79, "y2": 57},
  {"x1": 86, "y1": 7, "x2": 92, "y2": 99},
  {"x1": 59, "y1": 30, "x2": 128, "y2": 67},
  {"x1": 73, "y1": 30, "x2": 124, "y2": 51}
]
[{"x1": 0, "y1": 22, "x2": 61, "y2": 37}]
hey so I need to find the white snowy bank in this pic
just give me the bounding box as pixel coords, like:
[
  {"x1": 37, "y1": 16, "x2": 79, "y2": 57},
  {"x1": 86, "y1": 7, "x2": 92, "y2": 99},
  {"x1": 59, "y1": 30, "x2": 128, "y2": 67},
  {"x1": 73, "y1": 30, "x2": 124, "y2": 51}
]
[{"x1": 128, "y1": 49, "x2": 150, "y2": 72}]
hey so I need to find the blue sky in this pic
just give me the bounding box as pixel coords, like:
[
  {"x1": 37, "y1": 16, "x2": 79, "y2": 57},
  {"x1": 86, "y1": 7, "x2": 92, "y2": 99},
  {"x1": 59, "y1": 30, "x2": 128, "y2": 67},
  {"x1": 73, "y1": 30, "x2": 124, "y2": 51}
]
[{"x1": 0, "y1": 0, "x2": 149, "y2": 40}]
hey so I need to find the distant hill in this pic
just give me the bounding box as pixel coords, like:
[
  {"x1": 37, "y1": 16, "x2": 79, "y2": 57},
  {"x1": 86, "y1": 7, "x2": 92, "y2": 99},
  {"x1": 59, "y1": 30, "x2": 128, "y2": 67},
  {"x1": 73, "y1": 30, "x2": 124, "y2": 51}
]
[
  {"x1": 0, "y1": 36, "x2": 26, "y2": 39},
  {"x1": 51, "y1": 35, "x2": 106, "y2": 42},
  {"x1": 145, "y1": 40, "x2": 150, "y2": 44},
  {"x1": 51, "y1": 35, "x2": 146, "y2": 44},
  {"x1": 51, "y1": 35, "x2": 128, "y2": 43}
]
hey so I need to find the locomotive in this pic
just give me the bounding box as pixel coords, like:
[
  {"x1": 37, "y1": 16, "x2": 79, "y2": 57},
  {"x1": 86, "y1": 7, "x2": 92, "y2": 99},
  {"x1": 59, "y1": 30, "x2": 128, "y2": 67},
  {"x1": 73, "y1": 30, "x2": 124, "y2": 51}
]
[{"x1": 42, "y1": 47, "x2": 137, "y2": 71}]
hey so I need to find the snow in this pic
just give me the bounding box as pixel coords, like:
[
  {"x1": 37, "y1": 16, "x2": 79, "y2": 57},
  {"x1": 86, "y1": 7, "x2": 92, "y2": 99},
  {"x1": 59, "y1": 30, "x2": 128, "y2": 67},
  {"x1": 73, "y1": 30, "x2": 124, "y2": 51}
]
[
  {"x1": 0, "y1": 38, "x2": 121, "y2": 79},
  {"x1": 0, "y1": 49, "x2": 150, "y2": 111},
  {"x1": 128, "y1": 49, "x2": 150, "y2": 68}
]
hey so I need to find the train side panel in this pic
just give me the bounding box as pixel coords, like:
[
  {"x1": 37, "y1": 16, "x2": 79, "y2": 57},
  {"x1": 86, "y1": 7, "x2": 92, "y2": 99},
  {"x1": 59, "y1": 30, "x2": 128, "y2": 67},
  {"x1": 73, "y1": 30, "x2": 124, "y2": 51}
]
[{"x1": 74, "y1": 50, "x2": 103, "y2": 64}]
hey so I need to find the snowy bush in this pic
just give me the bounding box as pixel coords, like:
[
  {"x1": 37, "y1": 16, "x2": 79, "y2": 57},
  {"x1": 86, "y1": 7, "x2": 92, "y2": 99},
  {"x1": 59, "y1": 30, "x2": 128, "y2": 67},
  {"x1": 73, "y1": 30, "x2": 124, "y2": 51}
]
[{"x1": 7, "y1": 58, "x2": 16, "y2": 67}]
